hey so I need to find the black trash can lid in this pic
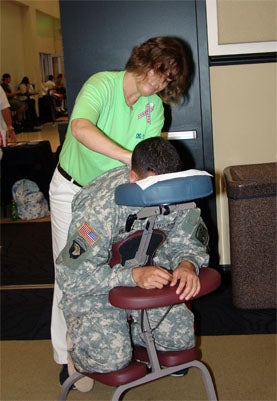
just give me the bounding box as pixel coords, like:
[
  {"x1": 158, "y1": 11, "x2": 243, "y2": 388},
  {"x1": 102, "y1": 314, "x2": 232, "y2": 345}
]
[{"x1": 224, "y1": 162, "x2": 277, "y2": 199}]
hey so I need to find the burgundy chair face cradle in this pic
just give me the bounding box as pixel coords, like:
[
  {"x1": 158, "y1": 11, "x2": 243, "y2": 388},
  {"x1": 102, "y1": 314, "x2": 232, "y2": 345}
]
[{"x1": 58, "y1": 172, "x2": 221, "y2": 401}]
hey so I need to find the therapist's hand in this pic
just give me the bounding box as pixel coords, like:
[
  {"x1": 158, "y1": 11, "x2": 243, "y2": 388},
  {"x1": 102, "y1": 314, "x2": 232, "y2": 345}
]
[{"x1": 121, "y1": 151, "x2": 132, "y2": 167}]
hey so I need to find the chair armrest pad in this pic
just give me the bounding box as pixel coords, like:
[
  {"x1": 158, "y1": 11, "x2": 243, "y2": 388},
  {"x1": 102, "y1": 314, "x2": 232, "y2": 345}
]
[{"x1": 109, "y1": 267, "x2": 221, "y2": 309}]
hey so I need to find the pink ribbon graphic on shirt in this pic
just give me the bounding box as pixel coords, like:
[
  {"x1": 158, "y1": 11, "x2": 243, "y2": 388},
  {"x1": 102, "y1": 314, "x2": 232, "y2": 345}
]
[{"x1": 137, "y1": 103, "x2": 154, "y2": 124}]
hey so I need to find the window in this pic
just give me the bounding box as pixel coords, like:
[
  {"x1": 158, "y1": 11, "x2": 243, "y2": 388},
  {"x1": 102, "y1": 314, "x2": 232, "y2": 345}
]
[{"x1": 40, "y1": 53, "x2": 62, "y2": 82}]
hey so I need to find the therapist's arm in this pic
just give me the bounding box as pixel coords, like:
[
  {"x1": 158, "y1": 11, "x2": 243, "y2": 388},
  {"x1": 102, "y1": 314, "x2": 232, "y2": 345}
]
[{"x1": 71, "y1": 118, "x2": 132, "y2": 166}]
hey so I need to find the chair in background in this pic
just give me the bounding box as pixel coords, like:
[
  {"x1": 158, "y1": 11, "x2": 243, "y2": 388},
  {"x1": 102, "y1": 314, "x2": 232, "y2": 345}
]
[
  {"x1": 38, "y1": 89, "x2": 57, "y2": 124},
  {"x1": 57, "y1": 122, "x2": 68, "y2": 147},
  {"x1": 58, "y1": 172, "x2": 221, "y2": 401}
]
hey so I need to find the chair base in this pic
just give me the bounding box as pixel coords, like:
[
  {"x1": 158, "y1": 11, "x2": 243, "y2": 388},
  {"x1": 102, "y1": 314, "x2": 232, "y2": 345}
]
[
  {"x1": 58, "y1": 361, "x2": 147, "y2": 400},
  {"x1": 58, "y1": 347, "x2": 218, "y2": 401}
]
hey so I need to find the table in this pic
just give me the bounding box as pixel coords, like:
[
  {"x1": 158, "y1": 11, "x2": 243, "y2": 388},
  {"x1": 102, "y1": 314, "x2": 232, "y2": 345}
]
[{"x1": 0, "y1": 141, "x2": 55, "y2": 215}]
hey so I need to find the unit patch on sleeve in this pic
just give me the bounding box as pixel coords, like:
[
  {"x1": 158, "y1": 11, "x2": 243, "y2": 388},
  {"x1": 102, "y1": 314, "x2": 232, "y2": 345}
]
[
  {"x1": 69, "y1": 239, "x2": 86, "y2": 259},
  {"x1": 78, "y1": 222, "x2": 100, "y2": 246},
  {"x1": 195, "y1": 222, "x2": 209, "y2": 246}
]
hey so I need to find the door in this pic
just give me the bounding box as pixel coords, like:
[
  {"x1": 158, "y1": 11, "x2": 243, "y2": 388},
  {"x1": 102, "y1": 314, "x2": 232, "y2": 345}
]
[{"x1": 59, "y1": 0, "x2": 218, "y2": 265}]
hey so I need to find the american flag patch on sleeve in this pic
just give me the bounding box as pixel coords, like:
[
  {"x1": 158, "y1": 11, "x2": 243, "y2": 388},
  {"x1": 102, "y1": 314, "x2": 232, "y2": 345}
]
[{"x1": 78, "y1": 222, "x2": 100, "y2": 246}]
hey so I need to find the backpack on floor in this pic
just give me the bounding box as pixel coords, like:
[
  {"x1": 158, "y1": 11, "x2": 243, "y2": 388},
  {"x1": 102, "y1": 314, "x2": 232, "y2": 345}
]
[{"x1": 12, "y1": 179, "x2": 50, "y2": 220}]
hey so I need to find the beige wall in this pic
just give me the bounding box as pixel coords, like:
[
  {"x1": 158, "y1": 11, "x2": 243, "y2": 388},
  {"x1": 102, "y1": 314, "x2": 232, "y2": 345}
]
[
  {"x1": 217, "y1": 0, "x2": 277, "y2": 44},
  {"x1": 208, "y1": 0, "x2": 276, "y2": 265},
  {"x1": 0, "y1": 0, "x2": 62, "y2": 92},
  {"x1": 210, "y1": 63, "x2": 277, "y2": 264}
]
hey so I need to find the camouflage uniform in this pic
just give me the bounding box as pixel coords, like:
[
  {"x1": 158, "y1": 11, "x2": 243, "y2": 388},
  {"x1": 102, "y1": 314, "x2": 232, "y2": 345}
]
[{"x1": 56, "y1": 166, "x2": 209, "y2": 373}]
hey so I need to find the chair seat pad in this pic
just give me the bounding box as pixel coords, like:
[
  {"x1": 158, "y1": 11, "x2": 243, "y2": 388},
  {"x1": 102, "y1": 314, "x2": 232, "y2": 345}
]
[
  {"x1": 82, "y1": 361, "x2": 147, "y2": 386},
  {"x1": 134, "y1": 345, "x2": 199, "y2": 367}
]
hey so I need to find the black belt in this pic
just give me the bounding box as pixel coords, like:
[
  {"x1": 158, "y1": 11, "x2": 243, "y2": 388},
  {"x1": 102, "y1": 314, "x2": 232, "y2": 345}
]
[{"x1": 57, "y1": 164, "x2": 83, "y2": 188}]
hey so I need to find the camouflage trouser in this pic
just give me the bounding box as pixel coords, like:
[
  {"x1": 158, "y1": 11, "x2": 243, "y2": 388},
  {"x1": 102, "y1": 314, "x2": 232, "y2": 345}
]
[{"x1": 66, "y1": 303, "x2": 194, "y2": 373}]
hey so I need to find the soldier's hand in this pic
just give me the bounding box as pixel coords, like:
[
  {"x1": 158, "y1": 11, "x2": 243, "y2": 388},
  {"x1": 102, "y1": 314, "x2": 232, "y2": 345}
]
[
  {"x1": 170, "y1": 261, "x2": 200, "y2": 301},
  {"x1": 132, "y1": 266, "x2": 173, "y2": 289}
]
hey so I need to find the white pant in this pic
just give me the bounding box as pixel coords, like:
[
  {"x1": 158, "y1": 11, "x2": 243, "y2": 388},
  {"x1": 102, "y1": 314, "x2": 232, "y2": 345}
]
[{"x1": 49, "y1": 167, "x2": 81, "y2": 364}]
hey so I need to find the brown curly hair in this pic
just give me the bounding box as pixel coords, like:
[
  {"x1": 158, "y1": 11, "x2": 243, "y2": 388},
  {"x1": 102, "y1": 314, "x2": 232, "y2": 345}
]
[{"x1": 125, "y1": 36, "x2": 193, "y2": 105}]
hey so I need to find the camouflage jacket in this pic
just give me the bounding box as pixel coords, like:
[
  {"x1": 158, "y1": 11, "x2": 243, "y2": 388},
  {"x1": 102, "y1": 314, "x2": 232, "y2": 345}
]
[{"x1": 56, "y1": 166, "x2": 209, "y2": 315}]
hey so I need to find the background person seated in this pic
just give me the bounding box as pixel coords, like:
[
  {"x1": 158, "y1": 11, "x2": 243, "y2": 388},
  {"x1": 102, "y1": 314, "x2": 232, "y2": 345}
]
[
  {"x1": 42, "y1": 75, "x2": 65, "y2": 114},
  {"x1": 1, "y1": 73, "x2": 28, "y2": 131},
  {"x1": 42, "y1": 74, "x2": 56, "y2": 93},
  {"x1": 17, "y1": 76, "x2": 41, "y2": 131},
  {"x1": 55, "y1": 73, "x2": 67, "y2": 112}
]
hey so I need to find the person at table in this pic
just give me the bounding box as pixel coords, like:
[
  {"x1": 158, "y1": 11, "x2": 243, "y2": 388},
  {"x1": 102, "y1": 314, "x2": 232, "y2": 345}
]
[
  {"x1": 49, "y1": 36, "x2": 193, "y2": 386},
  {"x1": 1, "y1": 73, "x2": 28, "y2": 128},
  {"x1": 55, "y1": 73, "x2": 67, "y2": 111},
  {"x1": 42, "y1": 75, "x2": 64, "y2": 113},
  {"x1": 17, "y1": 76, "x2": 41, "y2": 131}
]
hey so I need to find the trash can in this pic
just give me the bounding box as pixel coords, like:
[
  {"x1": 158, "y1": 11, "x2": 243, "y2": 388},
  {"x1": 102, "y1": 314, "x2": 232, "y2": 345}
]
[{"x1": 224, "y1": 162, "x2": 277, "y2": 309}]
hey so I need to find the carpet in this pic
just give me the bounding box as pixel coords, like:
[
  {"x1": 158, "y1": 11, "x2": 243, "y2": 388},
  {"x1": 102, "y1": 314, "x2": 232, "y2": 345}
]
[{"x1": 1, "y1": 335, "x2": 276, "y2": 401}]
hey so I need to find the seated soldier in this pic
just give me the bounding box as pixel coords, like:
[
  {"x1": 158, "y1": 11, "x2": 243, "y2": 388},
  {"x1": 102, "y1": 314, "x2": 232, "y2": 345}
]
[{"x1": 56, "y1": 137, "x2": 209, "y2": 377}]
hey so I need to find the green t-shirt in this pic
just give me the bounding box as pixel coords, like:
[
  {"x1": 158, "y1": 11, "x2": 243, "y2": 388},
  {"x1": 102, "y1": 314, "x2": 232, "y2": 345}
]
[{"x1": 59, "y1": 71, "x2": 164, "y2": 185}]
